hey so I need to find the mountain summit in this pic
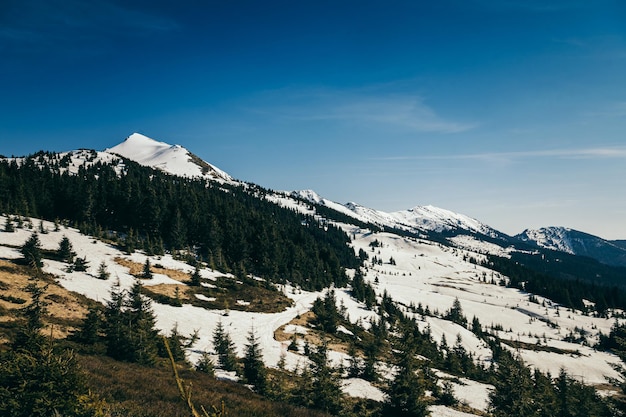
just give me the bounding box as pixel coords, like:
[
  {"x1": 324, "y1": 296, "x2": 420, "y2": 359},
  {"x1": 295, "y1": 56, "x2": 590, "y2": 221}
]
[
  {"x1": 106, "y1": 133, "x2": 232, "y2": 182},
  {"x1": 516, "y1": 226, "x2": 626, "y2": 268},
  {"x1": 293, "y1": 190, "x2": 501, "y2": 238}
]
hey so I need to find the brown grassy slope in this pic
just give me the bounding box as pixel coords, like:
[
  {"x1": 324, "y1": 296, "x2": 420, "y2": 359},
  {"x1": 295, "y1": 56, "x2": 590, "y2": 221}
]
[
  {"x1": 78, "y1": 354, "x2": 330, "y2": 417},
  {"x1": 0, "y1": 259, "x2": 90, "y2": 342},
  {"x1": 0, "y1": 258, "x2": 330, "y2": 416}
]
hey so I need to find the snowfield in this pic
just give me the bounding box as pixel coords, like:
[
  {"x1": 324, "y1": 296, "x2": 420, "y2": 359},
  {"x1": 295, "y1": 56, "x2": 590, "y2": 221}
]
[{"x1": 1, "y1": 208, "x2": 623, "y2": 417}]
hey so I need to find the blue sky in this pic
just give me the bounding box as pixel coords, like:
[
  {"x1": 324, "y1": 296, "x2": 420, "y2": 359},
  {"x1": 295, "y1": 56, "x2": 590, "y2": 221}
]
[{"x1": 1, "y1": 1, "x2": 626, "y2": 239}]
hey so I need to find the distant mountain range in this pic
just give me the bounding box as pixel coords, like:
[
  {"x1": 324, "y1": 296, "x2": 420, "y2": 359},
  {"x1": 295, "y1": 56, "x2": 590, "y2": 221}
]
[
  {"x1": 5, "y1": 132, "x2": 625, "y2": 269},
  {"x1": 2, "y1": 132, "x2": 626, "y2": 416},
  {"x1": 516, "y1": 227, "x2": 626, "y2": 268},
  {"x1": 100, "y1": 133, "x2": 626, "y2": 268}
]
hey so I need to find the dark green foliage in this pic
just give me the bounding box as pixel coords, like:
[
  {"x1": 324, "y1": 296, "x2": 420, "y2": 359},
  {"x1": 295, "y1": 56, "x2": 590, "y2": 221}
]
[
  {"x1": 0, "y1": 345, "x2": 88, "y2": 417},
  {"x1": 382, "y1": 329, "x2": 430, "y2": 417},
  {"x1": 439, "y1": 381, "x2": 457, "y2": 407},
  {"x1": 190, "y1": 265, "x2": 202, "y2": 286},
  {"x1": 310, "y1": 289, "x2": 340, "y2": 334},
  {"x1": 554, "y1": 369, "x2": 612, "y2": 417},
  {"x1": 296, "y1": 341, "x2": 344, "y2": 415},
  {"x1": 489, "y1": 353, "x2": 536, "y2": 417},
  {"x1": 103, "y1": 280, "x2": 126, "y2": 360},
  {"x1": 484, "y1": 254, "x2": 626, "y2": 312},
  {"x1": 213, "y1": 320, "x2": 238, "y2": 372},
  {"x1": 162, "y1": 324, "x2": 187, "y2": 362},
  {"x1": 142, "y1": 258, "x2": 153, "y2": 279},
  {"x1": 243, "y1": 327, "x2": 268, "y2": 394},
  {"x1": 444, "y1": 297, "x2": 467, "y2": 328},
  {"x1": 346, "y1": 343, "x2": 361, "y2": 378},
  {"x1": 196, "y1": 352, "x2": 216, "y2": 376},
  {"x1": 4, "y1": 215, "x2": 14, "y2": 232},
  {"x1": 0, "y1": 155, "x2": 359, "y2": 291},
  {"x1": 102, "y1": 280, "x2": 159, "y2": 364},
  {"x1": 125, "y1": 280, "x2": 160, "y2": 365},
  {"x1": 13, "y1": 280, "x2": 48, "y2": 351},
  {"x1": 489, "y1": 352, "x2": 611, "y2": 417},
  {"x1": 21, "y1": 232, "x2": 43, "y2": 269},
  {"x1": 72, "y1": 256, "x2": 89, "y2": 272},
  {"x1": 72, "y1": 306, "x2": 102, "y2": 345},
  {"x1": 351, "y1": 268, "x2": 376, "y2": 309},
  {"x1": 598, "y1": 320, "x2": 626, "y2": 359},
  {"x1": 97, "y1": 261, "x2": 110, "y2": 280},
  {"x1": 57, "y1": 235, "x2": 75, "y2": 263},
  {"x1": 0, "y1": 276, "x2": 91, "y2": 417}
]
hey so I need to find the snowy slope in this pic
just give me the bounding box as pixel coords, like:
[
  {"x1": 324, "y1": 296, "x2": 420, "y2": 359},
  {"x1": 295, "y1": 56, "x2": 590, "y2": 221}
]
[
  {"x1": 2, "y1": 215, "x2": 624, "y2": 416},
  {"x1": 517, "y1": 227, "x2": 626, "y2": 267},
  {"x1": 293, "y1": 190, "x2": 502, "y2": 238},
  {"x1": 349, "y1": 228, "x2": 622, "y2": 386},
  {"x1": 106, "y1": 133, "x2": 232, "y2": 182}
]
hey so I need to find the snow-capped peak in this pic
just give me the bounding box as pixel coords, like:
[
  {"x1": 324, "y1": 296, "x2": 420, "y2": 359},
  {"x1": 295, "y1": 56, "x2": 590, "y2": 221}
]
[
  {"x1": 517, "y1": 227, "x2": 575, "y2": 254},
  {"x1": 106, "y1": 133, "x2": 232, "y2": 182},
  {"x1": 293, "y1": 189, "x2": 325, "y2": 204},
  {"x1": 292, "y1": 189, "x2": 500, "y2": 238},
  {"x1": 390, "y1": 205, "x2": 496, "y2": 236}
]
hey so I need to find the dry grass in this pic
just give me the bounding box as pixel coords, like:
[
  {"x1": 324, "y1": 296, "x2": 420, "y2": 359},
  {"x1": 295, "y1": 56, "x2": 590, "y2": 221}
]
[
  {"x1": 274, "y1": 311, "x2": 351, "y2": 355},
  {"x1": 114, "y1": 257, "x2": 192, "y2": 282},
  {"x1": 144, "y1": 283, "x2": 191, "y2": 301},
  {"x1": 78, "y1": 354, "x2": 330, "y2": 417},
  {"x1": 0, "y1": 259, "x2": 89, "y2": 340}
]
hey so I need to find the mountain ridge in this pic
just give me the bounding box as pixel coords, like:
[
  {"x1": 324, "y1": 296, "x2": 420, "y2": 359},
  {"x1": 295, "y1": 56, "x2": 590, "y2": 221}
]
[
  {"x1": 106, "y1": 132, "x2": 233, "y2": 182},
  {"x1": 516, "y1": 226, "x2": 626, "y2": 268},
  {"x1": 2, "y1": 133, "x2": 626, "y2": 416}
]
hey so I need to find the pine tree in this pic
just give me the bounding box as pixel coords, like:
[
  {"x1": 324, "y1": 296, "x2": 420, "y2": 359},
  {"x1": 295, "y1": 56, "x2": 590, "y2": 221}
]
[
  {"x1": 104, "y1": 280, "x2": 127, "y2": 361},
  {"x1": 307, "y1": 341, "x2": 344, "y2": 415},
  {"x1": 213, "y1": 320, "x2": 238, "y2": 371},
  {"x1": 488, "y1": 353, "x2": 535, "y2": 417},
  {"x1": 57, "y1": 235, "x2": 75, "y2": 263},
  {"x1": 125, "y1": 280, "x2": 159, "y2": 365},
  {"x1": 163, "y1": 324, "x2": 186, "y2": 362},
  {"x1": 73, "y1": 306, "x2": 102, "y2": 345},
  {"x1": 361, "y1": 338, "x2": 380, "y2": 382},
  {"x1": 383, "y1": 330, "x2": 430, "y2": 417},
  {"x1": 196, "y1": 351, "x2": 215, "y2": 376},
  {"x1": 0, "y1": 271, "x2": 94, "y2": 417},
  {"x1": 0, "y1": 342, "x2": 88, "y2": 417},
  {"x1": 242, "y1": 326, "x2": 267, "y2": 394},
  {"x1": 97, "y1": 261, "x2": 110, "y2": 280},
  {"x1": 142, "y1": 258, "x2": 153, "y2": 279},
  {"x1": 190, "y1": 265, "x2": 202, "y2": 286},
  {"x1": 13, "y1": 280, "x2": 49, "y2": 352},
  {"x1": 72, "y1": 256, "x2": 89, "y2": 272},
  {"x1": 445, "y1": 297, "x2": 467, "y2": 328},
  {"x1": 347, "y1": 343, "x2": 361, "y2": 378},
  {"x1": 311, "y1": 289, "x2": 340, "y2": 334},
  {"x1": 21, "y1": 232, "x2": 43, "y2": 269},
  {"x1": 4, "y1": 216, "x2": 14, "y2": 232}
]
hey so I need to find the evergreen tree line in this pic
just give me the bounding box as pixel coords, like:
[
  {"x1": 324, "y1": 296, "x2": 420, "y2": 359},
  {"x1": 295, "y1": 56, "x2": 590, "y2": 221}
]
[
  {"x1": 484, "y1": 254, "x2": 626, "y2": 314},
  {"x1": 489, "y1": 347, "x2": 614, "y2": 417},
  {"x1": 0, "y1": 154, "x2": 360, "y2": 290}
]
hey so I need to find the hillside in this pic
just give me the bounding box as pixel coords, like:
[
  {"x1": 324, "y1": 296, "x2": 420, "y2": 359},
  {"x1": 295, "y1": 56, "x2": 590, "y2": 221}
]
[
  {"x1": 1, "y1": 136, "x2": 625, "y2": 417},
  {"x1": 517, "y1": 226, "x2": 626, "y2": 268}
]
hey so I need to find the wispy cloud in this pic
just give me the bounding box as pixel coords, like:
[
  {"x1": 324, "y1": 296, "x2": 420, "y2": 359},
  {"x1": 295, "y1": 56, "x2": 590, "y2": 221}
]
[
  {"x1": 246, "y1": 88, "x2": 477, "y2": 134},
  {"x1": 375, "y1": 146, "x2": 626, "y2": 161}
]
